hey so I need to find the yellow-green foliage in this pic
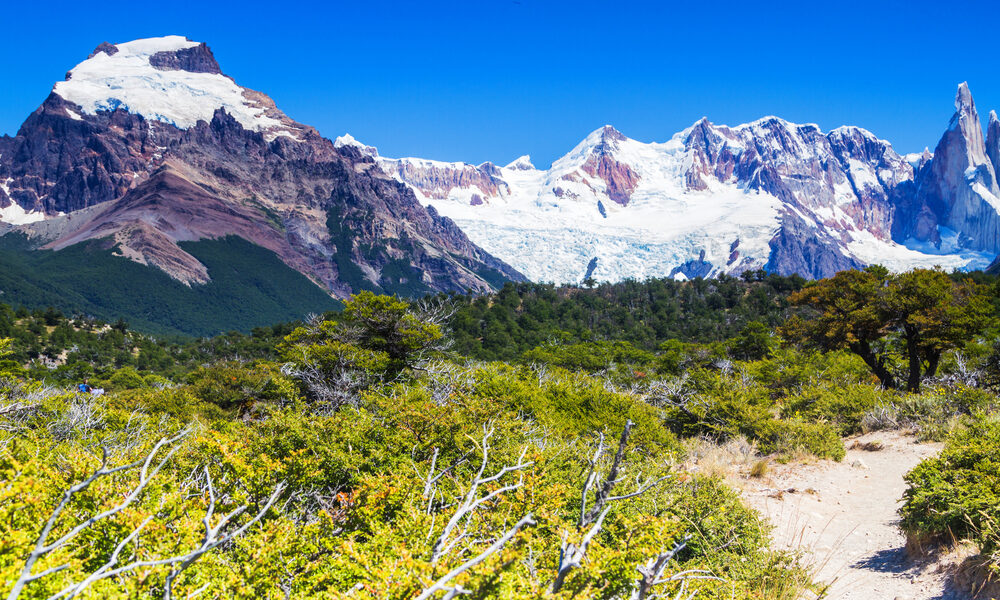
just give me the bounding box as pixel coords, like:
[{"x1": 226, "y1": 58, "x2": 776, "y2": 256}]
[
  {"x1": 861, "y1": 383, "x2": 1000, "y2": 441},
  {"x1": 107, "y1": 365, "x2": 147, "y2": 390},
  {"x1": 281, "y1": 292, "x2": 444, "y2": 383},
  {"x1": 657, "y1": 367, "x2": 845, "y2": 460},
  {"x1": 0, "y1": 357, "x2": 810, "y2": 599},
  {"x1": 521, "y1": 340, "x2": 655, "y2": 374},
  {"x1": 186, "y1": 360, "x2": 300, "y2": 414},
  {"x1": 783, "y1": 383, "x2": 892, "y2": 435}
]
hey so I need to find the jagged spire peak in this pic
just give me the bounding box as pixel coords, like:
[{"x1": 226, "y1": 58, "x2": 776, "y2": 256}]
[{"x1": 955, "y1": 81, "x2": 976, "y2": 115}]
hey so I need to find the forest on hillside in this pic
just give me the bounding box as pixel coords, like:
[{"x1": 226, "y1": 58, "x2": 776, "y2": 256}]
[{"x1": 2, "y1": 267, "x2": 1000, "y2": 598}]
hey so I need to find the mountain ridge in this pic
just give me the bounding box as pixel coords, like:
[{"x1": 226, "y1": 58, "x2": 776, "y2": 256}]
[{"x1": 347, "y1": 83, "x2": 1000, "y2": 282}]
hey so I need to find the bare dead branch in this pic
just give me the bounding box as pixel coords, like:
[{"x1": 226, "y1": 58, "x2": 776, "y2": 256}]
[
  {"x1": 552, "y1": 505, "x2": 610, "y2": 592},
  {"x1": 415, "y1": 514, "x2": 535, "y2": 600},
  {"x1": 582, "y1": 420, "x2": 632, "y2": 526},
  {"x1": 553, "y1": 419, "x2": 671, "y2": 593},
  {"x1": 6, "y1": 429, "x2": 287, "y2": 600},
  {"x1": 6, "y1": 428, "x2": 192, "y2": 600},
  {"x1": 428, "y1": 426, "x2": 533, "y2": 564}
]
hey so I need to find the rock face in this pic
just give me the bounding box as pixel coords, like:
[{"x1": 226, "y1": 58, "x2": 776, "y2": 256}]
[
  {"x1": 1, "y1": 94, "x2": 157, "y2": 215},
  {"x1": 381, "y1": 158, "x2": 509, "y2": 201},
  {"x1": 0, "y1": 36, "x2": 523, "y2": 296},
  {"x1": 148, "y1": 42, "x2": 222, "y2": 74},
  {"x1": 909, "y1": 83, "x2": 1000, "y2": 253},
  {"x1": 987, "y1": 111, "x2": 1000, "y2": 195},
  {"x1": 365, "y1": 83, "x2": 1000, "y2": 282},
  {"x1": 576, "y1": 126, "x2": 640, "y2": 206}
]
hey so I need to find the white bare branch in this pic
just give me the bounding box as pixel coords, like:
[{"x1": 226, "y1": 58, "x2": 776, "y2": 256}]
[
  {"x1": 552, "y1": 420, "x2": 671, "y2": 593},
  {"x1": 428, "y1": 426, "x2": 533, "y2": 564},
  {"x1": 552, "y1": 505, "x2": 610, "y2": 592},
  {"x1": 5, "y1": 429, "x2": 285, "y2": 600},
  {"x1": 631, "y1": 535, "x2": 696, "y2": 600},
  {"x1": 415, "y1": 514, "x2": 535, "y2": 600}
]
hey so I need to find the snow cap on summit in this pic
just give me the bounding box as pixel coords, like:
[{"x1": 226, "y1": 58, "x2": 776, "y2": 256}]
[
  {"x1": 504, "y1": 155, "x2": 535, "y2": 170},
  {"x1": 53, "y1": 36, "x2": 294, "y2": 139}
]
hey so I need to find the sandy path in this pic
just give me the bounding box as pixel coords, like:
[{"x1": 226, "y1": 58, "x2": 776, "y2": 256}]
[{"x1": 741, "y1": 432, "x2": 963, "y2": 600}]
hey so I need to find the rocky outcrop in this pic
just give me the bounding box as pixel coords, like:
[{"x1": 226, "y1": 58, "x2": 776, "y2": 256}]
[
  {"x1": 148, "y1": 42, "x2": 222, "y2": 74},
  {"x1": 987, "y1": 110, "x2": 1000, "y2": 184},
  {"x1": 766, "y1": 211, "x2": 864, "y2": 276},
  {"x1": 379, "y1": 158, "x2": 510, "y2": 201},
  {"x1": 87, "y1": 42, "x2": 118, "y2": 59},
  {"x1": 669, "y1": 249, "x2": 714, "y2": 280},
  {"x1": 0, "y1": 93, "x2": 162, "y2": 214},
  {"x1": 578, "y1": 126, "x2": 640, "y2": 206},
  {"x1": 683, "y1": 117, "x2": 912, "y2": 243}
]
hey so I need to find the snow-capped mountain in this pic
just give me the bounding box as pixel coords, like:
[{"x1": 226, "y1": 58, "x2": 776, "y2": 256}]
[
  {"x1": 2, "y1": 36, "x2": 997, "y2": 292},
  {"x1": 342, "y1": 83, "x2": 999, "y2": 282},
  {"x1": 0, "y1": 36, "x2": 521, "y2": 297}
]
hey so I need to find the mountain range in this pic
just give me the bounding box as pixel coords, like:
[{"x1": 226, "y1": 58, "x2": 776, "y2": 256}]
[
  {"x1": 348, "y1": 84, "x2": 1000, "y2": 282},
  {"x1": 0, "y1": 36, "x2": 998, "y2": 333}
]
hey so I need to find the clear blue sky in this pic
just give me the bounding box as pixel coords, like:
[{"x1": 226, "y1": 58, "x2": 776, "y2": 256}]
[{"x1": 1, "y1": 0, "x2": 995, "y2": 167}]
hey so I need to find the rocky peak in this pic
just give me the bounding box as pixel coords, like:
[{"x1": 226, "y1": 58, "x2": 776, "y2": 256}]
[
  {"x1": 573, "y1": 126, "x2": 639, "y2": 206},
  {"x1": 148, "y1": 42, "x2": 222, "y2": 74},
  {"x1": 504, "y1": 155, "x2": 535, "y2": 170},
  {"x1": 911, "y1": 82, "x2": 1000, "y2": 251},
  {"x1": 580, "y1": 125, "x2": 627, "y2": 156},
  {"x1": 935, "y1": 83, "x2": 996, "y2": 190},
  {"x1": 949, "y1": 82, "x2": 990, "y2": 166},
  {"x1": 987, "y1": 110, "x2": 1000, "y2": 179},
  {"x1": 478, "y1": 162, "x2": 502, "y2": 178},
  {"x1": 683, "y1": 117, "x2": 726, "y2": 151},
  {"x1": 334, "y1": 133, "x2": 379, "y2": 158},
  {"x1": 52, "y1": 36, "x2": 295, "y2": 138},
  {"x1": 87, "y1": 42, "x2": 118, "y2": 59},
  {"x1": 598, "y1": 124, "x2": 626, "y2": 143}
]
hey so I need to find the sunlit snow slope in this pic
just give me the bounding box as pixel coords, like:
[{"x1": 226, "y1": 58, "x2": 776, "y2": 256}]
[
  {"x1": 340, "y1": 102, "x2": 998, "y2": 283},
  {"x1": 54, "y1": 36, "x2": 300, "y2": 141}
]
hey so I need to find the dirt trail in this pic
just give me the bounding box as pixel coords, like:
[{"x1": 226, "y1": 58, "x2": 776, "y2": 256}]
[{"x1": 741, "y1": 432, "x2": 964, "y2": 600}]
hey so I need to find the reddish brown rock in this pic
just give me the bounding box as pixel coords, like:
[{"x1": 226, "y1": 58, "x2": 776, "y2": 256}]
[
  {"x1": 380, "y1": 159, "x2": 508, "y2": 201},
  {"x1": 581, "y1": 152, "x2": 640, "y2": 206}
]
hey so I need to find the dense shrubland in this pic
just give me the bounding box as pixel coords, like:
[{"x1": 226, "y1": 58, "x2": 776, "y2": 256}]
[
  {"x1": 2, "y1": 268, "x2": 1000, "y2": 596},
  {"x1": 0, "y1": 298, "x2": 812, "y2": 599}
]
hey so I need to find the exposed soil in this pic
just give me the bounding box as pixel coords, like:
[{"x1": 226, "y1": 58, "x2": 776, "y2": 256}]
[{"x1": 740, "y1": 432, "x2": 969, "y2": 600}]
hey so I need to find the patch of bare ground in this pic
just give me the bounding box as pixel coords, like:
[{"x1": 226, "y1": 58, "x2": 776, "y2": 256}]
[{"x1": 687, "y1": 432, "x2": 983, "y2": 599}]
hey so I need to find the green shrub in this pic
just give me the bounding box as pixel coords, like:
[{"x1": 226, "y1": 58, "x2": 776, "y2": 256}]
[
  {"x1": 106, "y1": 387, "x2": 226, "y2": 422},
  {"x1": 901, "y1": 416, "x2": 1000, "y2": 562},
  {"x1": 783, "y1": 383, "x2": 888, "y2": 435},
  {"x1": 185, "y1": 361, "x2": 299, "y2": 414},
  {"x1": 727, "y1": 321, "x2": 775, "y2": 361},
  {"x1": 107, "y1": 366, "x2": 147, "y2": 390},
  {"x1": 521, "y1": 340, "x2": 655, "y2": 373},
  {"x1": 757, "y1": 419, "x2": 845, "y2": 461},
  {"x1": 861, "y1": 384, "x2": 1000, "y2": 441}
]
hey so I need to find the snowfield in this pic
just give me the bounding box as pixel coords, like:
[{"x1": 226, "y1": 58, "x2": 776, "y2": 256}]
[
  {"x1": 54, "y1": 36, "x2": 295, "y2": 140},
  {"x1": 343, "y1": 122, "x2": 990, "y2": 283}
]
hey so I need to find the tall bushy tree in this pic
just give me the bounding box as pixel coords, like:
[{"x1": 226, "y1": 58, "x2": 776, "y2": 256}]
[
  {"x1": 279, "y1": 292, "x2": 445, "y2": 409},
  {"x1": 782, "y1": 267, "x2": 991, "y2": 391}
]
